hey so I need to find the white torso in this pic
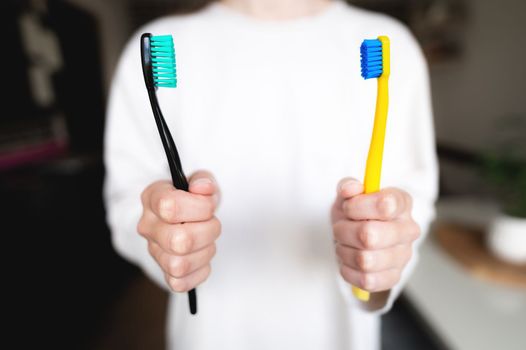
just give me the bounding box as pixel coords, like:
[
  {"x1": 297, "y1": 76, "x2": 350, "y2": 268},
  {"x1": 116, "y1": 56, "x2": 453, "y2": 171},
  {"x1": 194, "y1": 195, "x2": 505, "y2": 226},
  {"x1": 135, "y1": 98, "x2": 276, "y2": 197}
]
[{"x1": 104, "y1": 2, "x2": 438, "y2": 349}]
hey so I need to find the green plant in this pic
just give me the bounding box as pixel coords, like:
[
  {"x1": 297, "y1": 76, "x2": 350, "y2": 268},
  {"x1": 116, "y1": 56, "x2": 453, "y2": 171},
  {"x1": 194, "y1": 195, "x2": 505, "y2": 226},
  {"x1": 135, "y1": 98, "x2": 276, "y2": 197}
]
[
  {"x1": 480, "y1": 152, "x2": 526, "y2": 218},
  {"x1": 479, "y1": 114, "x2": 526, "y2": 218}
]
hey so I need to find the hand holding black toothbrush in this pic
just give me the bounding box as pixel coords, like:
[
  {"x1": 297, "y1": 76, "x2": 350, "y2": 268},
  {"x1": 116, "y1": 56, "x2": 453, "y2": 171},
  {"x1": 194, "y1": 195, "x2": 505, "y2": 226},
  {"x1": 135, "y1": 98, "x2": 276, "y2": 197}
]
[{"x1": 138, "y1": 33, "x2": 220, "y2": 315}]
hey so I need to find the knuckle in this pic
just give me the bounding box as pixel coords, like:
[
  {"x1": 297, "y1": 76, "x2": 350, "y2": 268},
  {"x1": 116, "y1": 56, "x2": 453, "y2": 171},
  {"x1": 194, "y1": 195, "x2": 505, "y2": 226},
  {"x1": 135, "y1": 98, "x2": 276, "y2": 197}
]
[
  {"x1": 214, "y1": 218, "x2": 222, "y2": 236},
  {"x1": 158, "y1": 194, "x2": 174, "y2": 219},
  {"x1": 358, "y1": 226, "x2": 369, "y2": 248},
  {"x1": 137, "y1": 217, "x2": 148, "y2": 237},
  {"x1": 168, "y1": 276, "x2": 188, "y2": 292},
  {"x1": 378, "y1": 193, "x2": 397, "y2": 218},
  {"x1": 165, "y1": 193, "x2": 185, "y2": 222},
  {"x1": 359, "y1": 222, "x2": 377, "y2": 249},
  {"x1": 184, "y1": 232, "x2": 195, "y2": 252},
  {"x1": 170, "y1": 229, "x2": 193, "y2": 254},
  {"x1": 356, "y1": 251, "x2": 372, "y2": 272},
  {"x1": 141, "y1": 181, "x2": 159, "y2": 205},
  {"x1": 358, "y1": 230, "x2": 369, "y2": 248},
  {"x1": 169, "y1": 257, "x2": 190, "y2": 278}
]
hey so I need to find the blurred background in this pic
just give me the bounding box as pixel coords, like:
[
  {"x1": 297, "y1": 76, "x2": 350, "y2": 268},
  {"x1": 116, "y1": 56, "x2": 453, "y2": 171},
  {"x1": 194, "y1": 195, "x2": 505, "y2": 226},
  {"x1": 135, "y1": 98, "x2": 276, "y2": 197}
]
[{"x1": 2, "y1": 0, "x2": 525, "y2": 349}]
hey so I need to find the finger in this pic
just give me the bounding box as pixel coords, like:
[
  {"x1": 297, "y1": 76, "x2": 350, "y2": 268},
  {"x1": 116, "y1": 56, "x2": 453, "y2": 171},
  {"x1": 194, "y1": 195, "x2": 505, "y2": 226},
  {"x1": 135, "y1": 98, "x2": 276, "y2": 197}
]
[
  {"x1": 141, "y1": 180, "x2": 172, "y2": 208},
  {"x1": 340, "y1": 264, "x2": 402, "y2": 293},
  {"x1": 333, "y1": 219, "x2": 420, "y2": 250},
  {"x1": 148, "y1": 240, "x2": 165, "y2": 269},
  {"x1": 137, "y1": 206, "x2": 158, "y2": 239},
  {"x1": 342, "y1": 188, "x2": 411, "y2": 221},
  {"x1": 336, "y1": 243, "x2": 413, "y2": 273},
  {"x1": 332, "y1": 178, "x2": 364, "y2": 222},
  {"x1": 149, "y1": 184, "x2": 216, "y2": 223},
  {"x1": 188, "y1": 170, "x2": 220, "y2": 201},
  {"x1": 150, "y1": 241, "x2": 216, "y2": 278},
  {"x1": 336, "y1": 177, "x2": 364, "y2": 200},
  {"x1": 150, "y1": 217, "x2": 222, "y2": 255},
  {"x1": 164, "y1": 264, "x2": 212, "y2": 293}
]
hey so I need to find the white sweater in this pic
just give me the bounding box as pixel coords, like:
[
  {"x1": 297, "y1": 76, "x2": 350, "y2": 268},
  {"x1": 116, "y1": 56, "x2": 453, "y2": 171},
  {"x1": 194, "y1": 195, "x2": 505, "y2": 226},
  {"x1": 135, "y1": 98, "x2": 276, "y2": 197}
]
[{"x1": 104, "y1": 1, "x2": 438, "y2": 349}]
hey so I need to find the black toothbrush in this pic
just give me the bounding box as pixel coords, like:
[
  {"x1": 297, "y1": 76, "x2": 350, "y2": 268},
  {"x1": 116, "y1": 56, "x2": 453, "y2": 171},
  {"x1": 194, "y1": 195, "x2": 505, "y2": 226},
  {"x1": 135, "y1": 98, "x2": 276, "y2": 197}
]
[{"x1": 140, "y1": 32, "x2": 197, "y2": 314}]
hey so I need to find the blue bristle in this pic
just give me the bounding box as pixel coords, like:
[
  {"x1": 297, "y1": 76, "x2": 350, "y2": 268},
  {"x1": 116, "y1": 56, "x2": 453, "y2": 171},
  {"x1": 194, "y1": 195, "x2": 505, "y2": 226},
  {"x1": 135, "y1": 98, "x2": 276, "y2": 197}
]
[
  {"x1": 360, "y1": 39, "x2": 383, "y2": 79},
  {"x1": 151, "y1": 35, "x2": 177, "y2": 88}
]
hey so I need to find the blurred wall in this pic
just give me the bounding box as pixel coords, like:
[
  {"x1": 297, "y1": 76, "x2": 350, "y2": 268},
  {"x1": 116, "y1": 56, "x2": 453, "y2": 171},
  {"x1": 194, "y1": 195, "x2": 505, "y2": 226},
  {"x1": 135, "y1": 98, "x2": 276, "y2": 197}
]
[
  {"x1": 431, "y1": 0, "x2": 526, "y2": 151},
  {"x1": 67, "y1": 0, "x2": 132, "y2": 92}
]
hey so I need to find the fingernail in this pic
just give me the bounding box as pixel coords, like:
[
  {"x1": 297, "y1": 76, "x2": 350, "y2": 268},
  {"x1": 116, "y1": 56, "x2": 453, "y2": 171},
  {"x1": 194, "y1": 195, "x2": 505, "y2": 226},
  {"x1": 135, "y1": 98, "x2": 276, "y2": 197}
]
[{"x1": 192, "y1": 178, "x2": 212, "y2": 186}]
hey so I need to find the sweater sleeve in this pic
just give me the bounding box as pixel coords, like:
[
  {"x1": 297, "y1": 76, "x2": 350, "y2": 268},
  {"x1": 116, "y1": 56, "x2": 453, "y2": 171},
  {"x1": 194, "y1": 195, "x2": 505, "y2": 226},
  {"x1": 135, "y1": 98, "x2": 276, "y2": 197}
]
[
  {"x1": 103, "y1": 36, "x2": 172, "y2": 290},
  {"x1": 338, "y1": 31, "x2": 439, "y2": 314}
]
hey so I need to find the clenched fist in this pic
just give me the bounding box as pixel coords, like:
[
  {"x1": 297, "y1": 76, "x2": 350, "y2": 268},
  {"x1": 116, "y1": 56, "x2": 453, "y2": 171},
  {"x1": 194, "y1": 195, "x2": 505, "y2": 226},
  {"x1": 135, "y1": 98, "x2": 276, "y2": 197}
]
[
  {"x1": 138, "y1": 171, "x2": 221, "y2": 292},
  {"x1": 331, "y1": 178, "x2": 420, "y2": 293}
]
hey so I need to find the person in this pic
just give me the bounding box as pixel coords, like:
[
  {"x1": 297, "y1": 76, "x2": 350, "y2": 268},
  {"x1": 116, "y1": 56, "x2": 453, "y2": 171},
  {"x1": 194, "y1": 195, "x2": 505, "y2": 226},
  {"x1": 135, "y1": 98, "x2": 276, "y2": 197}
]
[{"x1": 103, "y1": 0, "x2": 438, "y2": 349}]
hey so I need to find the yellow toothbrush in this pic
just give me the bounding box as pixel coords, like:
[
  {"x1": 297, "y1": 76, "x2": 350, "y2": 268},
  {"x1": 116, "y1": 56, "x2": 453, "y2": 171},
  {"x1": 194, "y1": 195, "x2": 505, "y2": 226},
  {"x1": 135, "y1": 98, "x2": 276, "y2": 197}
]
[{"x1": 354, "y1": 36, "x2": 390, "y2": 301}]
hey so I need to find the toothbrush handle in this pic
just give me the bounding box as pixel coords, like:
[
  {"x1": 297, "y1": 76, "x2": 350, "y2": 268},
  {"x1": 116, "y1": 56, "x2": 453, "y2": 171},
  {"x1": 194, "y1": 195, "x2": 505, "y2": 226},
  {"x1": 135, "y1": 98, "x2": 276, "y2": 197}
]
[
  {"x1": 147, "y1": 89, "x2": 198, "y2": 314},
  {"x1": 148, "y1": 90, "x2": 188, "y2": 189},
  {"x1": 353, "y1": 75, "x2": 389, "y2": 302},
  {"x1": 364, "y1": 76, "x2": 388, "y2": 194}
]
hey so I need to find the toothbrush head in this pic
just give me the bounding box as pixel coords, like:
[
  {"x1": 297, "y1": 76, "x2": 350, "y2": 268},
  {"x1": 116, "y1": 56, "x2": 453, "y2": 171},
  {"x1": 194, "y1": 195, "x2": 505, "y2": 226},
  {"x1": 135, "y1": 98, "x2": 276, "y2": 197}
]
[
  {"x1": 360, "y1": 36, "x2": 390, "y2": 79},
  {"x1": 141, "y1": 33, "x2": 177, "y2": 89}
]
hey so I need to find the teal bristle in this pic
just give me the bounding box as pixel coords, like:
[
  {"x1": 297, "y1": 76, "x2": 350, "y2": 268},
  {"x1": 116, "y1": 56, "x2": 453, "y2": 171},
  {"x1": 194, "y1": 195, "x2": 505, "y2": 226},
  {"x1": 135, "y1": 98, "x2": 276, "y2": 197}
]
[
  {"x1": 360, "y1": 39, "x2": 383, "y2": 79},
  {"x1": 151, "y1": 35, "x2": 177, "y2": 88}
]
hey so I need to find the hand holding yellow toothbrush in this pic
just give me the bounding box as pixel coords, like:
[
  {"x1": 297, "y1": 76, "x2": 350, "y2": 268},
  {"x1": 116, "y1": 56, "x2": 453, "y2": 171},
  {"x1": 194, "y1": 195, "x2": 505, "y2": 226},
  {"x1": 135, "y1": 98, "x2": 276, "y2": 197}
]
[{"x1": 331, "y1": 36, "x2": 421, "y2": 303}]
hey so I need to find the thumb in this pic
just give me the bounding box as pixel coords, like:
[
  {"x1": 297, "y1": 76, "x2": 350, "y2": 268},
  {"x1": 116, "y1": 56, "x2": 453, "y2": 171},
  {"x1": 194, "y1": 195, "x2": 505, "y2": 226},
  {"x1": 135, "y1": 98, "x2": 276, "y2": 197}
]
[
  {"x1": 336, "y1": 177, "x2": 364, "y2": 200},
  {"x1": 332, "y1": 177, "x2": 363, "y2": 223},
  {"x1": 188, "y1": 170, "x2": 219, "y2": 198}
]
